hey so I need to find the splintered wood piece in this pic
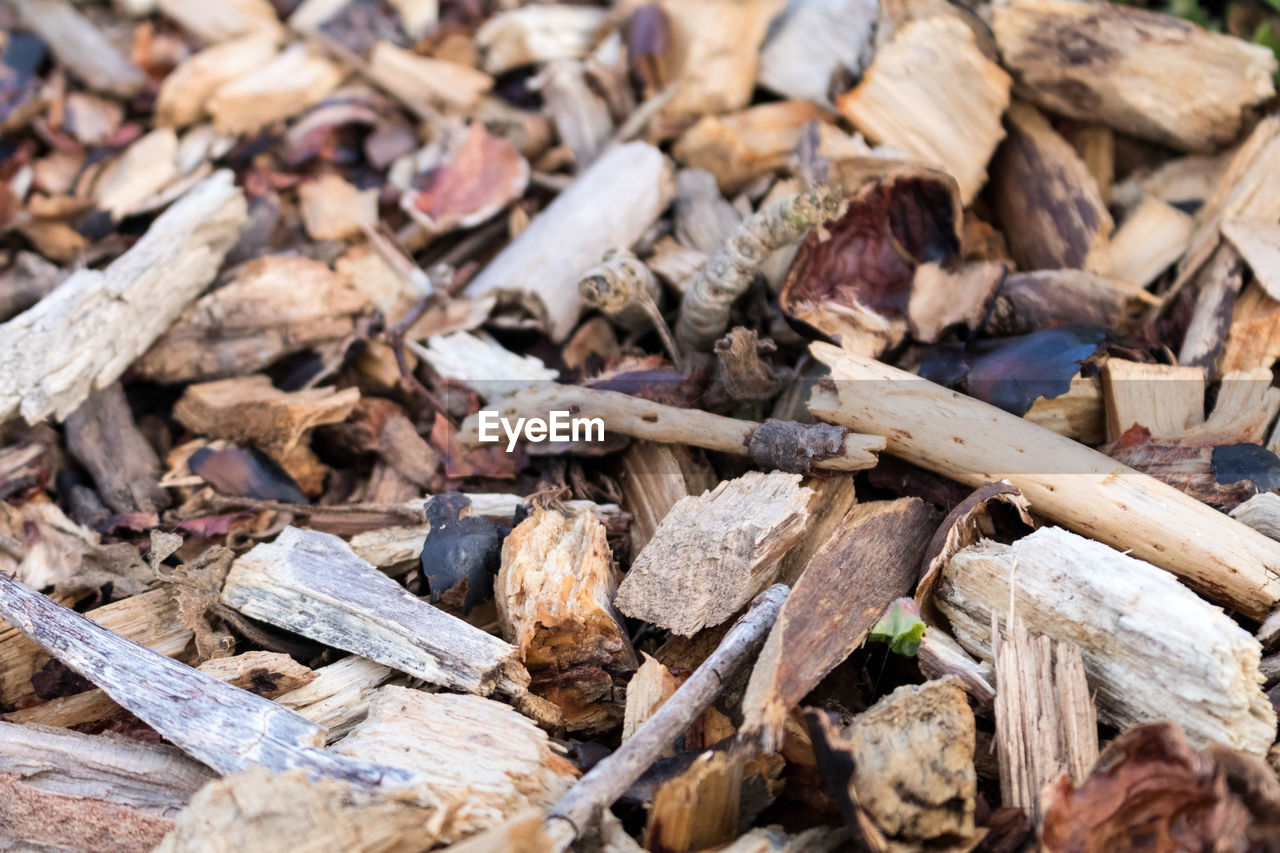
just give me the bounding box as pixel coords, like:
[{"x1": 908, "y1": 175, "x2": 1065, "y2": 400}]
[
  {"x1": 1233, "y1": 494, "x2": 1280, "y2": 543},
  {"x1": 0, "y1": 587, "x2": 191, "y2": 705},
  {"x1": 299, "y1": 174, "x2": 378, "y2": 241},
  {"x1": 458, "y1": 384, "x2": 884, "y2": 472},
  {"x1": 645, "y1": 750, "x2": 744, "y2": 853},
  {"x1": 545, "y1": 585, "x2": 787, "y2": 851},
  {"x1": 153, "y1": 765, "x2": 450, "y2": 853},
  {"x1": 367, "y1": 41, "x2": 493, "y2": 115},
  {"x1": 66, "y1": 383, "x2": 170, "y2": 514},
  {"x1": 533, "y1": 60, "x2": 613, "y2": 168},
  {"x1": 174, "y1": 375, "x2": 360, "y2": 457},
  {"x1": 993, "y1": 0, "x2": 1275, "y2": 152},
  {"x1": 775, "y1": 475, "x2": 858, "y2": 587},
  {"x1": 614, "y1": 472, "x2": 811, "y2": 636},
  {"x1": 617, "y1": 441, "x2": 716, "y2": 555},
  {"x1": 463, "y1": 142, "x2": 674, "y2": 342},
  {"x1": 1222, "y1": 284, "x2": 1280, "y2": 374},
  {"x1": 757, "y1": 0, "x2": 877, "y2": 106},
  {"x1": 275, "y1": 656, "x2": 399, "y2": 743},
  {"x1": 0, "y1": 572, "x2": 405, "y2": 785},
  {"x1": 836, "y1": 16, "x2": 1010, "y2": 202},
  {"x1": 936, "y1": 526, "x2": 1275, "y2": 754},
  {"x1": 672, "y1": 101, "x2": 830, "y2": 192},
  {"x1": 807, "y1": 678, "x2": 978, "y2": 850},
  {"x1": 741, "y1": 499, "x2": 936, "y2": 748},
  {"x1": 1184, "y1": 368, "x2": 1280, "y2": 446},
  {"x1": 136, "y1": 255, "x2": 370, "y2": 384},
  {"x1": 1223, "y1": 218, "x2": 1280, "y2": 301},
  {"x1": 155, "y1": 0, "x2": 280, "y2": 42},
  {"x1": 475, "y1": 5, "x2": 605, "y2": 75},
  {"x1": 10, "y1": 0, "x2": 146, "y2": 96},
  {"x1": 410, "y1": 331, "x2": 557, "y2": 402},
  {"x1": 0, "y1": 722, "x2": 214, "y2": 816},
  {"x1": 992, "y1": 102, "x2": 1113, "y2": 274},
  {"x1": 496, "y1": 508, "x2": 636, "y2": 733},
  {"x1": 1023, "y1": 373, "x2": 1105, "y2": 445},
  {"x1": 656, "y1": 0, "x2": 785, "y2": 117},
  {"x1": 221, "y1": 526, "x2": 529, "y2": 697},
  {"x1": 207, "y1": 45, "x2": 344, "y2": 135},
  {"x1": 155, "y1": 31, "x2": 279, "y2": 127},
  {"x1": 1176, "y1": 118, "x2": 1280, "y2": 295},
  {"x1": 1101, "y1": 360, "x2": 1206, "y2": 442},
  {"x1": 93, "y1": 128, "x2": 181, "y2": 221},
  {"x1": 992, "y1": 616, "x2": 1099, "y2": 827},
  {"x1": 907, "y1": 261, "x2": 1007, "y2": 343},
  {"x1": 1108, "y1": 197, "x2": 1194, "y2": 288},
  {"x1": 0, "y1": 172, "x2": 246, "y2": 424},
  {"x1": 1178, "y1": 243, "x2": 1246, "y2": 373},
  {"x1": 622, "y1": 653, "x2": 679, "y2": 746},
  {"x1": 333, "y1": 686, "x2": 577, "y2": 841},
  {"x1": 808, "y1": 343, "x2": 1280, "y2": 620}
]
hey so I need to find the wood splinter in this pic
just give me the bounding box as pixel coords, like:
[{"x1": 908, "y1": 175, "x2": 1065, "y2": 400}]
[{"x1": 460, "y1": 383, "x2": 884, "y2": 473}]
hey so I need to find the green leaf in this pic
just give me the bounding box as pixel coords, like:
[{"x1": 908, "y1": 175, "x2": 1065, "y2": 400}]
[{"x1": 868, "y1": 597, "x2": 926, "y2": 657}]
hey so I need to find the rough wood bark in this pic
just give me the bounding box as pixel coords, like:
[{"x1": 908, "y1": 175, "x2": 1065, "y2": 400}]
[
  {"x1": 10, "y1": 0, "x2": 146, "y2": 97},
  {"x1": 460, "y1": 383, "x2": 884, "y2": 472},
  {"x1": 174, "y1": 375, "x2": 360, "y2": 457},
  {"x1": 614, "y1": 472, "x2": 811, "y2": 636},
  {"x1": 222, "y1": 526, "x2": 528, "y2": 697},
  {"x1": 992, "y1": 616, "x2": 1099, "y2": 827},
  {"x1": 65, "y1": 382, "x2": 170, "y2": 514},
  {"x1": 807, "y1": 343, "x2": 1280, "y2": 620},
  {"x1": 0, "y1": 776, "x2": 176, "y2": 853},
  {"x1": 0, "y1": 722, "x2": 213, "y2": 816},
  {"x1": 992, "y1": 101, "x2": 1113, "y2": 274},
  {"x1": 463, "y1": 142, "x2": 674, "y2": 342},
  {"x1": 936, "y1": 526, "x2": 1275, "y2": 754},
  {"x1": 0, "y1": 586, "x2": 192, "y2": 706},
  {"x1": 0, "y1": 572, "x2": 407, "y2": 785},
  {"x1": 0, "y1": 171, "x2": 246, "y2": 423},
  {"x1": 836, "y1": 16, "x2": 1010, "y2": 202},
  {"x1": 496, "y1": 508, "x2": 636, "y2": 733},
  {"x1": 742, "y1": 498, "x2": 937, "y2": 748},
  {"x1": 774, "y1": 475, "x2": 858, "y2": 586},
  {"x1": 806, "y1": 678, "x2": 978, "y2": 851},
  {"x1": 993, "y1": 0, "x2": 1276, "y2": 152},
  {"x1": 983, "y1": 269, "x2": 1155, "y2": 337},
  {"x1": 332, "y1": 686, "x2": 578, "y2": 841},
  {"x1": 545, "y1": 585, "x2": 788, "y2": 851}
]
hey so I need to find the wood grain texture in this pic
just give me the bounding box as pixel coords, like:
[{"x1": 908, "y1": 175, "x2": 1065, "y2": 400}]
[
  {"x1": 993, "y1": 0, "x2": 1275, "y2": 152},
  {"x1": 0, "y1": 572, "x2": 407, "y2": 785},
  {"x1": 742, "y1": 498, "x2": 937, "y2": 747},
  {"x1": 614, "y1": 472, "x2": 811, "y2": 636},
  {"x1": 936, "y1": 527, "x2": 1275, "y2": 754},
  {"x1": 0, "y1": 171, "x2": 245, "y2": 423},
  {"x1": 808, "y1": 343, "x2": 1280, "y2": 620},
  {"x1": 222, "y1": 526, "x2": 528, "y2": 697}
]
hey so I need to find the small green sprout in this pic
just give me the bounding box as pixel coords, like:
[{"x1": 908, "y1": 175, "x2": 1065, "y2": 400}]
[{"x1": 868, "y1": 597, "x2": 927, "y2": 657}]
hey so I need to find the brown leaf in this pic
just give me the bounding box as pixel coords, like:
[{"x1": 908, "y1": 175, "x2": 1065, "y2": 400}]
[
  {"x1": 1041, "y1": 722, "x2": 1277, "y2": 853},
  {"x1": 160, "y1": 546, "x2": 236, "y2": 662},
  {"x1": 406, "y1": 123, "x2": 530, "y2": 233}
]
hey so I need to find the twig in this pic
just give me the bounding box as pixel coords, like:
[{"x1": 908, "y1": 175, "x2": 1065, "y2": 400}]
[
  {"x1": 195, "y1": 495, "x2": 429, "y2": 523},
  {"x1": 675, "y1": 186, "x2": 849, "y2": 351},
  {"x1": 579, "y1": 249, "x2": 683, "y2": 370},
  {"x1": 543, "y1": 584, "x2": 788, "y2": 850},
  {"x1": 459, "y1": 384, "x2": 885, "y2": 473}
]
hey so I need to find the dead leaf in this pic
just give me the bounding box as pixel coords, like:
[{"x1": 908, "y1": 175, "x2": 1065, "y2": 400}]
[
  {"x1": 160, "y1": 546, "x2": 236, "y2": 661},
  {"x1": 403, "y1": 123, "x2": 530, "y2": 233}
]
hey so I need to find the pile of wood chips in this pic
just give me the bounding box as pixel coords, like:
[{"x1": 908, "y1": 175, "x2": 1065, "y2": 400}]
[{"x1": 6, "y1": 0, "x2": 1280, "y2": 850}]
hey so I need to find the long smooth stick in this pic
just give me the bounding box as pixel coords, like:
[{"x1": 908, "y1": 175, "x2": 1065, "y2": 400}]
[
  {"x1": 807, "y1": 342, "x2": 1280, "y2": 621},
  {"x1": 543, "y1": 584, "x2": 788, "y2": 851}
]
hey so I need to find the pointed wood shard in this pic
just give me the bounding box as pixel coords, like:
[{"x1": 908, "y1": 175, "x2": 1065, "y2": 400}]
[{"x1": 742, "y1": 498, "x2": 938, "y2": 748}]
